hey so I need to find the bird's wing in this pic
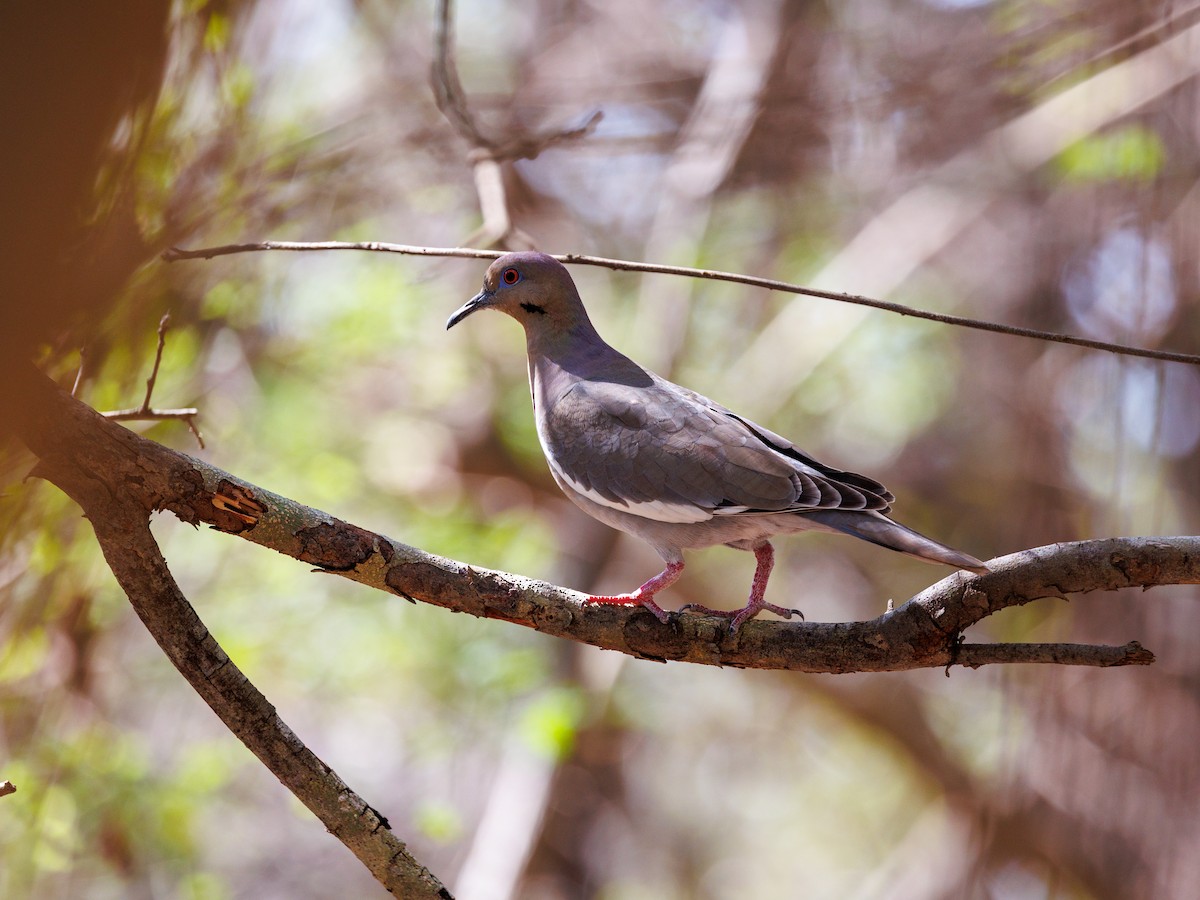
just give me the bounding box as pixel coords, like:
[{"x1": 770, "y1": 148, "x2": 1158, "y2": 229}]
[
  {"x1": 672, "y1": 382, "x2": 896, "y2": 507},
  {"x1": 537, "y1": 376, "x2": 893, "y2": 525}
]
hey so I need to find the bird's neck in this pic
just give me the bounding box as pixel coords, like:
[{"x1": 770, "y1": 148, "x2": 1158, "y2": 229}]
[
  {"x1": 526, "y1": 323, "x2": 651, "y2": 418},
  {"x1": 523, "y1": 316, "x2": 606, "y2": 364},
  {"x1": 526, "y1": 322, "x2": 607, "y2": 405}
]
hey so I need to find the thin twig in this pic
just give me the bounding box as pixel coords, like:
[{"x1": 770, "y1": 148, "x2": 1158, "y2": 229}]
[
  {"x1": 71, "y1": 347, "x2": 87, "y2": 398},
  {"x1": 431, "y1": 0, "x2": 490, "y2": 149},
  {"x1": 104, "y1": 406, "x2": 200, "y2": 420},
  {"x1": 98, "y1": 313, "x2": 206, "y2": 448},
  {"x1": 184, "y1": 417, "x2": 206, "y2": 449},
  {"x1": 483, "y1": 109, "x2": 604, "y2": 164},
  {"x1": 0, "y1": 781, "x2": 15, "y2": 798},
  {"x1": 162, "y1": 241, "x2": 1200, "y2": 367},
  {"x1": 140, "y1": 314, "x2": 172, "y2": 412},
  {"x1": 103, "y1": 408, "x2": 207, "y2": 449}
]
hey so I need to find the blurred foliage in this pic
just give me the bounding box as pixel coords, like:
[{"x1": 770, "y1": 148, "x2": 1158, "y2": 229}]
[
  {"x1": 1056, "y1": 125, "x2": 1167, "y2": 183},
  {"x1": 3, "y1": 0, "x2": 1200, "y2": 898}
]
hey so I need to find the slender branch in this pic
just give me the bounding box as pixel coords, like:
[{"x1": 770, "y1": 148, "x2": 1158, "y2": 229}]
[
  {"x1": 431, "y1": 0, "x2": 490, "y2": 150},
  {"x1": 141, "y1": 313, "x2": 171, "y2": 411},
  {"x1": 71, "y1": 347, "x2": 87, "y2": 397},
  {"x1": 96, "y1": 312, "x2": 206, "y2": 448},
  {"x1": 103, "y1": 406, "x2": 200, "y2": 420},
  {"x1": 480, "y1": 110, "x2": 604, "y2": 164},
  {"x1": 16, "y1": 369, "x2": 1191, "y2": 673},
  {"x1": 162, "y1": 241, "x2": 1200, "y2": 367},
  {"x1": 952, "y1": 641, "x2": 1154, "y2": 669},
  {"x1": 0, "y1": 781, "x2": 15, "y2": 798}
]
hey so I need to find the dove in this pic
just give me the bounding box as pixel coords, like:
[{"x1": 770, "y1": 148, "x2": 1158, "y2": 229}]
[{"x1": 447, "y1": 252, "x2": 986, "y2": 630}]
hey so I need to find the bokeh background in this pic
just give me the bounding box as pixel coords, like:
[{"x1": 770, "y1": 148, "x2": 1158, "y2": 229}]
[{"x1": 2, "y1": 1, "x2": 1199, "y2": 897}]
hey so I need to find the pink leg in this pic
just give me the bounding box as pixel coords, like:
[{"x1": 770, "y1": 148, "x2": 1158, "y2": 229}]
[
  {"x1": 588, "y1": 561, "x2": 684, "y2": 623},
  {"x1": 684, "y1": 543, "x2": 803, "y2": 632}
]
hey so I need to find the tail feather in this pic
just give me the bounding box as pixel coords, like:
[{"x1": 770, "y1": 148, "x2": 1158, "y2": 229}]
[{"x1": 803, "y1": 510, "x2": 988, "y2": 574}]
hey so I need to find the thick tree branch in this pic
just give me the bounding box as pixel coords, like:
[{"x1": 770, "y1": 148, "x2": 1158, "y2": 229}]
[
  {"x1": 13, "y1": 366, "x2": 450, "y2": 900},
  {"x1": 15, "y1": 367, "x2": 1192, "y2": 675},
  {"x1": 161, "y1": 241, "x2": 1200, "y2": 368}
]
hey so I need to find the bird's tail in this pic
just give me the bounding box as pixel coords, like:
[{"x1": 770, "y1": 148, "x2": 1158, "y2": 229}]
[{"x1": 803, "y1": 510, "x2": 988, "y2": 574}]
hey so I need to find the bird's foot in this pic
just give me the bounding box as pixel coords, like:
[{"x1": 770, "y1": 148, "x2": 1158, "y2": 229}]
[
  {"x1": 584, "y1": 562, "x2": 684, "y2": 624},
  {"x1": 586, "y1": 592, "x2": 671, "y2": 623},
  {"x1": 682, "y1": 600, "x2": 804, "y2": 633}
]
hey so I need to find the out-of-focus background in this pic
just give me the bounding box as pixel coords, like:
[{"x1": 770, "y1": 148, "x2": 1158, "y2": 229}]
[{"x1": 2, "y1": 1, "x2": 1199, "y2": 897}]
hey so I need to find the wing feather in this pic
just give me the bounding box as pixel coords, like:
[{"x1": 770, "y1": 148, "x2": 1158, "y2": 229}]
[{"x1": 537, "y1": 374, "x2": 893, "y2": 524}]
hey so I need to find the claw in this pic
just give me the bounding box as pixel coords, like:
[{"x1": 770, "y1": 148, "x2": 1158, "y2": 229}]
[
  {"x1": 681, "y1": 543, "x2": 802, "y2": 633},
  {"x1": 682, "y1": 600, "x2": 803, "y2": 633},
  {"x1": 728, "y1": 600, "x2": 804, "y2": 633}
]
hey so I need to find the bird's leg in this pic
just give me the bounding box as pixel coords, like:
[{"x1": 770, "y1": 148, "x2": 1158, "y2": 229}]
[
  {"x1": 587, "y1": 561, "x2": 683, "y2": 623},
  {"x1": 682, "y1": 543, "x2": 804, "y2": 632}
]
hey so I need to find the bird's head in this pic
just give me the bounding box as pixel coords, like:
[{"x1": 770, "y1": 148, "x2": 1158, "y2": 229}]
[{"x1": 446, "y1": 252, "x2": 590, "y2": 336}]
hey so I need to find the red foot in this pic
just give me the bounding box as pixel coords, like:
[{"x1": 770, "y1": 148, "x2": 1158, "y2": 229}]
[
  {"x1": 681, "y1": 544, "x2": 803, "y2": 633},
  {"x1": 586, "y1": 561, "x2": 683, "y2": 623}
]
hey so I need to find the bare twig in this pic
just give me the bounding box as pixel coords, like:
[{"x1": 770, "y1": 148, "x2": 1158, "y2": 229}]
[
  {"x1": 480, "y1": 109, "x2": 604, "y2": 164},
  {"x1": 71, "y1": 347, "x2": 87, "y2": 397},
  {"x1": 431, "y1": 0, "x2": 489, "y2": 149},
  {"x1": 104, "y1": 406, "x2": 201, "y2": 421},
  {"x1": 142, "y1": 314, "x2": 171, "y2": 410},
  {"x1": 162, "y1": 241, "x2": 1200, "y2": 367},
  {"x1": 0, "y1": 781, "x2": 15, "y2": 798},
  {"x1": 98, "y1": 313, "x2": 206, "y2": 448}
]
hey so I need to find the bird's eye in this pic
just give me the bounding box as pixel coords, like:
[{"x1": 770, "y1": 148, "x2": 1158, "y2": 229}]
[{"x1": 502, "y1": 268, "x2": 520, "y2": 285}]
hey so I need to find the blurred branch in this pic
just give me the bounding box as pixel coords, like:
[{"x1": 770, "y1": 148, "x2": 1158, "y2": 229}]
[
  {"x1": 0, "y1": 781, "x2": 15, "y2": 798},
  {"x1": 1041, "y1": 1, "x2": 1200, "y2": 93},
  {"x1": 430, "y1": 0, "x2": 488, "y2": 150},
  {"x1": 431, "y1": 0, "x2": 601, "y2": 248},
  {"x1": 734, "y1": 17, "x2": 1200, "y2": 405},
  {"x1": 952, "y1": 641, "x2": 1153, "y2": 669},
  {"x1": 431, "y1": 0, "x2": 601, "y2": 162},
  {"x1": 13, "y1": 367, "x2": 450, "y2": 900},
  {"x1": 17, "y1": 368, "x2": 1193, "y2": 674},
  {"x1": 99, "y1": 314, "x2": 205, "y2": 448},
  {"x1": 817, "y1": 680, "x2": 1148, "y2": 896},
  {"x1": 162, "y1": 241, "x2": 1200, "y2": 368},
  {"x1": 633, "y1": 0, "x2": 782, "y2": 374}
]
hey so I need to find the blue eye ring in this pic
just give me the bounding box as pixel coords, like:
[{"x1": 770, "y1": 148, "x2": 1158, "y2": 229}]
[{"x1": 502, "y1": 267, "x2": 520, "y2": 285}]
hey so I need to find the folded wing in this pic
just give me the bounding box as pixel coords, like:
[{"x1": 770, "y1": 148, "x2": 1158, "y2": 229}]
[{"x1": 539, "y1": 375, "x2": 894, "y2": 525}]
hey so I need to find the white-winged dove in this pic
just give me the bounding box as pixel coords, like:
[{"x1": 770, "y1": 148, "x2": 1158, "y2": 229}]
[{"x1": 447, "y1": 252, "x2": 987, "y2": 630}]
